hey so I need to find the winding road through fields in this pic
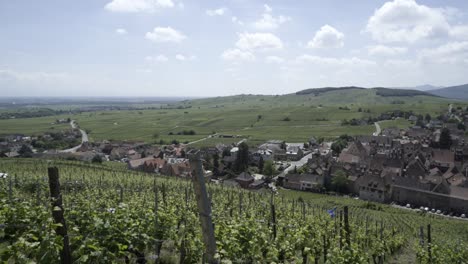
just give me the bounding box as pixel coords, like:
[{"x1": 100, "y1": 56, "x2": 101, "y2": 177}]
[
  {"x1": 373, "y1": 122, "x2": 381, "y2": 136},
  {"x1": 60, "y1": 120, "x2": 89, "y2": 153}
]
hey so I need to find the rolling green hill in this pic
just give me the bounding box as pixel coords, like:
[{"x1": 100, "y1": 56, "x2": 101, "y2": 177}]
[{"x1": 0, "y1": 88, "x2": 461, "y2": 145}]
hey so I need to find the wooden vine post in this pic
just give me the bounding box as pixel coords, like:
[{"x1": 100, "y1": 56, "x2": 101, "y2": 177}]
[
  {"x1": 188, "y1": 150, "x2": 218, "y2": 264},
  {"x1": 48, "y1": 167, "x2": 72, "y2": 264},
  {"x1": 344, "y1": 206, "x2": 350, "y2": 248},
  {"x1": 427, "y1": 224, "x2": 432, "y2": 263}
]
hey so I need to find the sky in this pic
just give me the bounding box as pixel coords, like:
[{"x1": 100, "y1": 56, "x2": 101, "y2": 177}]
[{"x1": 1, "y1": 0, "x2": 468, "y2": 97}]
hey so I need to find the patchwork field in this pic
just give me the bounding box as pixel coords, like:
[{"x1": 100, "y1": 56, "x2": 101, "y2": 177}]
[{"x1": 0, "y1": 88, "x2": 462, "y2": 146}]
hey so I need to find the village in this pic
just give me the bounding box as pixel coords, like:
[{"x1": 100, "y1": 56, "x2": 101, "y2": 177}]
[{"x1": 1, "y1": 106, "x2": 468, "y2": 218}]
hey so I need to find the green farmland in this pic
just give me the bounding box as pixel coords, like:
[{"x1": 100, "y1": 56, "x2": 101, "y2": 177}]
[{"x1": 0, "y1": 88, "x2": 462, "y2": 146}]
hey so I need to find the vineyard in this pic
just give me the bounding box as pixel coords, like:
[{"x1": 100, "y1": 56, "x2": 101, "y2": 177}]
[{"x1": 1, "y1": 159, "x2": 468, "y2": 263}]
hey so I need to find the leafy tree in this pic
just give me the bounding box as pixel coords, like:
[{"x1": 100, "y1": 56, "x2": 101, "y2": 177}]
[
  {"x1": 152, "y1": 132, "x2": 160, "y2": 139},
  {"x1": 458, "y1": 123, "x2": 466, "y2": 131},
  {"x1": 280, "y1": 141, "x2": 287, "y2": 150},
  {"x1": 157, "y1": 151, "x2": 164, "y2": 159},
  {"x1": 213, "y1": 154, "x2": 219, "y2": 175},
  {"x1": 263, "y1": 160, "x2": 277, "y2": 178},
  {"x1": 297, "y1": 166, "x2": 308, "y2": 174},
  {"x1": 222, "y1": 148, "x2": 230, "y2": 158},
  {"x1": 235, "y1": 142, "x2": 249, "y2": 173},
  {"x1": 439, "y1": 128, "x2": 452, "y2": 149},
  {"x1": 282, "y1": 117, "x2": 291, "y2": 121},
  {"x1": 258, "y1": 156, "x2": 264, "y2": 174},
  {"x1": 332, "y1": 170, "x2": 348, "y2": 193},
  {"x1": 18, "y1": 144, "x2": 33, "y2": 158},
  {"x1": 92, "y1": 155, "x2": 103, "y2": 164},
  {"x1": 331, "y1": 135, "x2": 350, "y2": 155},
  {"x1": 425, "y1": 114, "x2": 432, "y2": 123}
]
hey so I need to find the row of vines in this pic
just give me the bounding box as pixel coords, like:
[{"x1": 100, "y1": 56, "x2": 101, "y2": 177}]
[{"x1": 1, "y1": 159, "x2": 468, "y2": 263}]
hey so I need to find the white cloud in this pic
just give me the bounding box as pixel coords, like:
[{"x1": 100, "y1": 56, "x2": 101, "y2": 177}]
[
  {"x1": 253, "y1": 4, "x2": 291, "y2": 30},
  {"x1": 307, "y1": 25, "x2": 344, "y2": 48},
  {"x1": 365, "y1": 0, "x2": 450, "y2": 43},
  {"x1": 175, "y1": 54, "x2": 196, "y2": 61},
  {"x1": 265, "y1": 56, "x2": 284, "y2": 64},
  {"x1": 105, "y1": 0, "x2": 174, "y2": 13},
  {"x1": 296, "y1": 55, "x2": 376, "y2": 67},
  {"x1": 232, "y1": 16, "x2": 244, "y2": 26},
  {"x1": 221, "y1": 49, "x2": 255, "y2": 62},
  {"x1": 145, "y1": 27, "x2": 186, "y2": 43},
  {"x1": 236, "y1": 32, "x2": 283, "y2": 51},
  {"x1": 450, "y1": 25, "x2": 468, "y2": 40},
  {"x1": 383, "y1": 59, "x2": 416, "y2": 68},
  {"x1": 367, "y1": 45, "x2": 408, "y2": 56},
  {"x1": 419, "y1": 41, "x2": 468, "y2": 64},
  {"x1": 206, "y1": 8, "x2": 227, "y2": 16},
  {"x1": 115, "y1": 28, "x2": 127, "y2": 35},
  {"x1": 145, "y1": 55, "x2": 169, "y2": 62}
]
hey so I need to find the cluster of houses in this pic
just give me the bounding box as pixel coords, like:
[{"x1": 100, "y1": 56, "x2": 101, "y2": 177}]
[
  {"x1": 281, "y1": 111, "x2": 468, "y2": 214},
  {"x1": 0, "y1": 134, "x2": 31, "y2": 158}
]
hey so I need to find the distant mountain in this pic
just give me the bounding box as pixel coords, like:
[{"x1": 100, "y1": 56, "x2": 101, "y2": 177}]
[
  {"x1": 402, "y1": 84, "x2": 444, "y2": 91},
  {"x1": 296, "y1": 87, "x2": 437, "y2": 97},
  {"x1": 428, "y1": 84, "x2": 468, "y2": 100},
  {"x1": 295, "y1": 86, "x2": 365, "y2": 96}
]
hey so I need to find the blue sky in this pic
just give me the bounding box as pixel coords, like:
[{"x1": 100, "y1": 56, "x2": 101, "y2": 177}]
[{"x1": 1, "y1": 0, "x2": 468, "y2": 96}]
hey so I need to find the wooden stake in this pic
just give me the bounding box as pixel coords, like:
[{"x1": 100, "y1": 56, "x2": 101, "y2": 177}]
[
  {"x1": 419, "y1": 226, "x2": 424, "y2": 246},
  {"x1": 188, "y1": 151, "x2": 218, "y2": 264},
  {"x1": 344, "y1": 206, "x2": 350, "y2": 248},
  {"x1": 48, "y1": 167, "x2": 72, "y2": 264},
  {"x1": 427, "y1": 224, "x2": 432, "y2": 263}
]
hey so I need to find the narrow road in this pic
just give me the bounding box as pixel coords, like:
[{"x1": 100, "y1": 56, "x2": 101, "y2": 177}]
[
  {"x1": 279, "y1": 153, "x2": 313, "y2": 177},
  {"x1": 60, "y1": 120, "x2": 88, "y2": 153},
  {"x1": 373, "y1": 122, "x2": 381, "y2": 136},
  {"x1": 449, "y1": 104, "x2": 462, "y2": 122},
  {"x1": 186, "y1": 133, "x2": 218, "y2": 145}
]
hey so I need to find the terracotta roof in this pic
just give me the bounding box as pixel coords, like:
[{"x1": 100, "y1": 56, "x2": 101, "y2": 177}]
[
  {"x1": 128, "y1": 156, "x2": 156, "y2": 169},
  {"x1": 144, "y1": 158, "x2": 167, "y2": 168},
  {"x1": 432, "y1": 149, "x2": 455, "y2": 164}
]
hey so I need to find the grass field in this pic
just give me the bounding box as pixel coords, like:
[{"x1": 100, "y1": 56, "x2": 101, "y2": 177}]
[
  {"x1": 0, "y1": 88, "x2": 464, "y2": 146},
  {"x1": 379, "y1": 119, "x2": 412, "y2": 129},
  {"x1": 0, "y1": 116, "x2": 70, "y2": 136}
]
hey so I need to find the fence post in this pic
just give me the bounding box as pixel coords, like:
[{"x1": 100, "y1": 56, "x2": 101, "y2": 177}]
[
  {"x1": 419, "y1": 226, "x2": 425, "y2": 246},
  {"x1": 188, "y1": 150, "x2": 218, "y2": 264},
  {"x1": 48, "y1": 167, "x2": 72, "y2": 264},
  {"x1": 344, "y1": 206, "x2": 350, "y2": 248},
  {"x1": 8, "y1": 174, "x2": 13, "y2": 202},
  {"x1": 427, "y1": 224, "x2": 432, "y2": 263},
  {"x1": 271, "y1": 203, "x2": 277, "y2": 240}
]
